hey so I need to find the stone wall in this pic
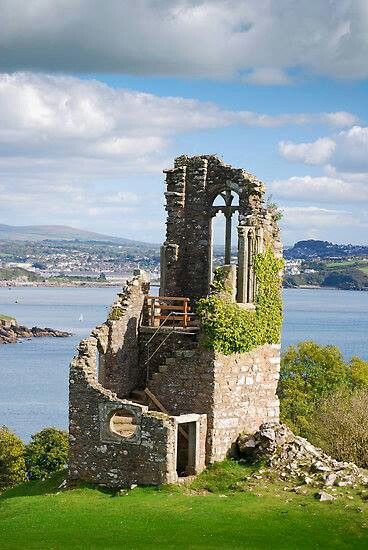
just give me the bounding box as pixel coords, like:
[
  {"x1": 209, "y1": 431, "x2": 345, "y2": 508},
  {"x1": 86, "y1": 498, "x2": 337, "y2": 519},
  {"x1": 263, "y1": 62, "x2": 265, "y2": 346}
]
[
  {"x1": 93, "y1": 271, "x2": 149, "y2": 398},
  {"x1": 148, "y1": 343, "x2": 280, "y2": 463},
  {"x1": 69, "y1": 308, "x2": 179, "y2": 487},
  {"x1": 138, "y1": 326, "x2": 199, "y2": 386},
  {"x1": 210, "y1": 344, "x2": 280, "y2": 462},
  {"x1": 160, "y1": 155, "x2": 282, "y2": 303}
]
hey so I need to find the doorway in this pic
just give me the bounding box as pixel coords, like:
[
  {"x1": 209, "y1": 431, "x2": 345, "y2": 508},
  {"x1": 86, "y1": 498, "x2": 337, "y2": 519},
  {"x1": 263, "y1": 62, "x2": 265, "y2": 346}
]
[{"x1": 176, "y1": 421, "x2": 197, "y2": 477}]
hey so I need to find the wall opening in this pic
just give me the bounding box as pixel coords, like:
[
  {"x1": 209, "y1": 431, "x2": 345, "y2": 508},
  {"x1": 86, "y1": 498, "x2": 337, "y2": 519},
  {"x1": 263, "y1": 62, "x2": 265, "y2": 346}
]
[
  {"x1": 176, "y1": 422, "x2": 197, "y2": 477},
  {"x1": 210, "y1": 191, "x2": 239, "y2": 283},
  {"x1": 110, "y1": 408, "x2": 137, "y2": 438}
]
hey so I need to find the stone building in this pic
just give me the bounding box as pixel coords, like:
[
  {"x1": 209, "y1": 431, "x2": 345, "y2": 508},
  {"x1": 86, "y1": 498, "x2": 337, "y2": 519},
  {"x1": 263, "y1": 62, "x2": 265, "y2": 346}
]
[{"x1": 69, "y1": 155, "x2": 282, "y2": 487}]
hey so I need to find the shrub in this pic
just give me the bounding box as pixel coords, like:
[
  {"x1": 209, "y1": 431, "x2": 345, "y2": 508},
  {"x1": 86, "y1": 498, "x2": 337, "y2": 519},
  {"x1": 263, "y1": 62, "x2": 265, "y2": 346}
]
[
  {"x1": 197, "y1": 247, "x2": 283, "y2": 354},
  {"x1": 278, "y1": 341, "x2": 349, "y2": 435},
  {"x1": 25, "y1": 428, "x2": 68, "y2": 480},
  {"x1": 0, "y1": 426, "x2": 27, "y2": 491},
  {"x1": 279, "y1": 342, "x2": 368, "y2": 438},
  {"x1": 310, "y1": 390, "x2": 368, "y2": 468}
]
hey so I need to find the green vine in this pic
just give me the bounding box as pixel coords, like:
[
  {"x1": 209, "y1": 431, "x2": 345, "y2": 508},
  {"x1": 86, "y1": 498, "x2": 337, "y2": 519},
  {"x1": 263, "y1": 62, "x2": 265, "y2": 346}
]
[{"x1": 197, "y1": 247, "x2": 283, "y2": 355}]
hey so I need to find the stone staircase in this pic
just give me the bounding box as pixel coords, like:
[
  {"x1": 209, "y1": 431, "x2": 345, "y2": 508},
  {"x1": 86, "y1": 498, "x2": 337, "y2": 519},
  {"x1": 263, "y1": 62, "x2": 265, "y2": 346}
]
[{"x1": 129, "y1": 340, "x2": 199, "y2": 409}]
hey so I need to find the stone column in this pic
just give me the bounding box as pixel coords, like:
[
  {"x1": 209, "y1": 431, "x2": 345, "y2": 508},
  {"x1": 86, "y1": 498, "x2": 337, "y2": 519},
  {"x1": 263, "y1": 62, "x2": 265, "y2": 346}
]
[
  {"x1": 224, "y1": 212, "x2": 232, "y2": 264},
  {"x1": 237, "y1": 225, "x2": 249, "y2": 303},
  {"x1": 247, "y1": 230, "x2": 254, "y2": 303}
]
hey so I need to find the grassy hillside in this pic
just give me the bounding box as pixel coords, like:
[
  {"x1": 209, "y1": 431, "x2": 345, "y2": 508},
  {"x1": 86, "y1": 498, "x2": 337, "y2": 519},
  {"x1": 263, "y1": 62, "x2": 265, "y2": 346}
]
[
  {"x1": 0, "y1": 267, "x2": 42, "y2": 282},
  {"x1": 0, "y1": 224, "x2": 155, "y2": 247},
  {"x1": 1, "y1": 462, "x2": 368, "y2": 549},
  {"x1": 0, "y1": 313, "x2": 14, "y2": 320}
]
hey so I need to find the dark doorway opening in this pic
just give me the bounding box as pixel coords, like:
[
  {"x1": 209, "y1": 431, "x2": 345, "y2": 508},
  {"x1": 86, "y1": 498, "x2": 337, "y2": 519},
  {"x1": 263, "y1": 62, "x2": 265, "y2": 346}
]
[{"x1": 176, "y1": 422, "x2": 197, "y2": 477}]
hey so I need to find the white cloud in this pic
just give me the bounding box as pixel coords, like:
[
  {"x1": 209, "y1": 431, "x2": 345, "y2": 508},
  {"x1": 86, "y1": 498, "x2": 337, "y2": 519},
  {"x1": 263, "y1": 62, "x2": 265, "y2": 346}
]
[
  {"x1": 333, "y1": 125, "x2": 368, "y2": 172},
  {"x1": 0, "y1": 73, "x2": 355, "y2": 164},
  {"x1": 271, "y1": 175, "x2": 368, "y2": 203},
  {"x1": 243, "y1": 68, "x2": 292, "y2": 85},
  {"x1": 280, "y1": 206, "x2": 368, "y2": 244},
  {"x1": 279, "y1": 138, "x2": 336, "y2": 165},
  {"x1": 322, "y1": 111, "x2": 358, "y2": 127},
  {"x1": 279, "y1": 125, "x2": 368, "y2": 173},
  {"x1": 1, "y1": 1, "x2": 368, "y2": 82},
  {"x1": 0, "y1": 71, "x2": 363, "y2": 241}
]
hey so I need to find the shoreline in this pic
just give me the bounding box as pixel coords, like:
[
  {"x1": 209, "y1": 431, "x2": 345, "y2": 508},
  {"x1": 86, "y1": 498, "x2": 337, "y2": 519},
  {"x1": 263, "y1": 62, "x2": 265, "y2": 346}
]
[{"x1": 0, "y1": 282, "x2": 366, "y2": 292}]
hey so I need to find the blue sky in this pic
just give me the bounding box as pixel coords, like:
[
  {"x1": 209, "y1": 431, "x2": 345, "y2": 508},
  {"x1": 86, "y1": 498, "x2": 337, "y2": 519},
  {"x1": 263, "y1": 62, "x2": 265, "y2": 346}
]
[{"x1": 0, "y1": 1, "x2": 367, "y2": 245}]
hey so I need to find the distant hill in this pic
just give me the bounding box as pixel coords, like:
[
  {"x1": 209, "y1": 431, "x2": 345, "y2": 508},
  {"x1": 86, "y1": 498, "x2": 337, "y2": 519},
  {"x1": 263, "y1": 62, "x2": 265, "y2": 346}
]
[
  {"x1": 0, "y1": 224, "x2": 156, "y2": 248},
  {"x1": 285, "y1": 240, "x2": 368, "y2": 260}
]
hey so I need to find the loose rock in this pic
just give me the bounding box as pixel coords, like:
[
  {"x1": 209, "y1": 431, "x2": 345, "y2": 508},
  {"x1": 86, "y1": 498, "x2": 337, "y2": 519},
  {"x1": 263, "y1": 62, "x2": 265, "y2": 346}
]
[{"x1": 238, "y1": 422, "x2": 368, "y2": 488}]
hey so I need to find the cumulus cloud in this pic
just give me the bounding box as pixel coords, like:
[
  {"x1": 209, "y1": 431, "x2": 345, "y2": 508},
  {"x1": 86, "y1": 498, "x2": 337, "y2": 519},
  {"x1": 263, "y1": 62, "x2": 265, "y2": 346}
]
[
  {"x1": 279, "y1": 125, "x2": 368, "y2": 173},
  {"x1": 280, "y1": 206, "x2": 368, "y2": 244},
  {"x1": 333, "y1": 125, "x2": 368, "y2": 172},
  {"x1": 271, "y1": 175, "x2": 368, "y2": 203},
  {"x1": 1, "y1": 1, "x2": 368, "y2": 82},
  {"x1": 0, "y1": 71, "x2": 363, "y2": 240},
  {"x1": 278, "y1": 138, "x2": 336, "y2": 165},
  {"x1": 0, "y1": 73, "x2": 355, "y2": 164}
]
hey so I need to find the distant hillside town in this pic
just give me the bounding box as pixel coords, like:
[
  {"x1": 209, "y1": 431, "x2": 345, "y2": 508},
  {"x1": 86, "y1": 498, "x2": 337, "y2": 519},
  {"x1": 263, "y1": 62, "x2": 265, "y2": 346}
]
[{"x1": 0, "y1": 225, "x2": 367, "y2": 291}]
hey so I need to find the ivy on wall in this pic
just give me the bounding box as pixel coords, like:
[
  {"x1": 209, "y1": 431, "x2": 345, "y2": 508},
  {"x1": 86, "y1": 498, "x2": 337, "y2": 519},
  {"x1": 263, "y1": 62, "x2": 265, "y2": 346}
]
[{"x1": 197, "y1": 247, "x2": 283, "y2": 355}]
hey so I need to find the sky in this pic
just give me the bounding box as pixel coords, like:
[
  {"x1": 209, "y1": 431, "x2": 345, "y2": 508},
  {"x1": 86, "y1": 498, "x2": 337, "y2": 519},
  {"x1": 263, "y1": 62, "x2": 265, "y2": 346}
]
[{"x1": 0, "y1": 0, "x2": 368, "y2": 245}]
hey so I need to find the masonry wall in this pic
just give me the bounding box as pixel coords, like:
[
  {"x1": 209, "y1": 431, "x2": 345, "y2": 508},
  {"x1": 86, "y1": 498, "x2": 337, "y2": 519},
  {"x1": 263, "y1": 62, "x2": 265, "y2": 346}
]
[
  {"x1": 210, "y1": 344, "x2": 280, "y2": 462},
  {"x1": 138, "y1": 327, "x2": 199, "y2": 386},
  {"x1": 95, "y1": 272, "x2": 149, "y2": 398},
  {"x1": 160, "y1": 155, "x2": 277, "y2": 302},
  {"x1": 69, "y1": 328, "x2": 178, "y2": 488},
  {"x1": 147, "y1": 343, "x2": 280, "y2": 463}
]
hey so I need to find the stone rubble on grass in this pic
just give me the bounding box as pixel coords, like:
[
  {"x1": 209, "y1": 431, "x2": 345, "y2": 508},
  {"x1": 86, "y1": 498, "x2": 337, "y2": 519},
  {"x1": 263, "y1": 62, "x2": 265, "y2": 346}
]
[
  {"x1": 316, "y1": 491, "x2": 336, "y2": 501},
  {"x1": 238, "y1": 422, "x2": 368, "y2": 489}
]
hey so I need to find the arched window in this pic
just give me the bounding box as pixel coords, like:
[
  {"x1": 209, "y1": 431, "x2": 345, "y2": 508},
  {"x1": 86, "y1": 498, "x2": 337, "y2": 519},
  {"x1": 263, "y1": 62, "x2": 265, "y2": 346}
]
[{"x1": 211, "y1": 189, "x2": 239, "y2": 265}]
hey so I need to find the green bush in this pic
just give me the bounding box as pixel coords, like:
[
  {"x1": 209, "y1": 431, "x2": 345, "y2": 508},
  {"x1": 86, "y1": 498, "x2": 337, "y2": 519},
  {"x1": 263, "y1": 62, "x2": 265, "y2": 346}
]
[
  {"x1": 0, "y1": 426, "x2": 27, "y2": 491},
  {"x1": 310, "y1": 390, "x2": 368, "y2": 468},
  {"x1": 25, "y1": 428, "x2": 68, "y2": 481},
  {"x1": 278, "y1": 341, "x2": 368, "y2": 436},
  {"x1": 108, "y1": 306, "x2": 124, "y2": 321},
  {"x1": 197, "y1": 247, "x2": 283, "y2": 354}
]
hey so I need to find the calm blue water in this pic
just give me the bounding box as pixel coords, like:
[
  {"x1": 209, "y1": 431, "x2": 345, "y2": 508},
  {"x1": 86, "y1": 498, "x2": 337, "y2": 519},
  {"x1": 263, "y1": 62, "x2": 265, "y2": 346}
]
[{"x1": 0, "y1": 286, "x2": 367, "y2": 440}]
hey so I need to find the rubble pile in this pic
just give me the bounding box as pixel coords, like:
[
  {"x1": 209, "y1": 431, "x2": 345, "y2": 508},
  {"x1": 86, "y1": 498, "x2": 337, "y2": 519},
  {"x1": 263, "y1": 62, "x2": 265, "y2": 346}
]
[{"x1": 238, "y1": 422, "x2": 368, "y2": 488}]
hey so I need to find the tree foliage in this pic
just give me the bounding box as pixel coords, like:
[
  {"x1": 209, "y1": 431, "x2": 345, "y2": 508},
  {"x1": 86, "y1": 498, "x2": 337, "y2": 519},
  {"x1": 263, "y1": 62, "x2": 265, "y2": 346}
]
[
  {"x1": 0, "y1": 426, "x2": 27, "y2": 491},
  {"x1": 309, "y1": 390, "x2": 368, "y2": 468},
  {"x1": 279, "y1": 341, "x2": 368, "y2": 436},
  {"x1": 25, "y1": 428, "x2": 68, "y2": 481}
]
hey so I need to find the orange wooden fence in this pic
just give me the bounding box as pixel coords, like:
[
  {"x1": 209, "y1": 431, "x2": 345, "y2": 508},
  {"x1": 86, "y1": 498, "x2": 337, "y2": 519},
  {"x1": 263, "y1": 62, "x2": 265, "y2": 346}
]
[{"x1": 144, "y1": 296, "x2": 192, "y2": 328}]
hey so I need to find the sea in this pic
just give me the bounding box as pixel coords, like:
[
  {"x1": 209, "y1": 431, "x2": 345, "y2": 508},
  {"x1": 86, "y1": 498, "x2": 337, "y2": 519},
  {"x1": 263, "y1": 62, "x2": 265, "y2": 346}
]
[{"x1": 0, "y1": 286, "x2": 367, "y2": 440}]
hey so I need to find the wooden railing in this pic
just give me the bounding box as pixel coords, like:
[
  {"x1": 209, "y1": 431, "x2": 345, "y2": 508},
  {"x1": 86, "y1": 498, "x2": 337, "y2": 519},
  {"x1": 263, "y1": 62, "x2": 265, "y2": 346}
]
[{"x1": 144, "y1": 296, "x2": 192, "y2": 328}]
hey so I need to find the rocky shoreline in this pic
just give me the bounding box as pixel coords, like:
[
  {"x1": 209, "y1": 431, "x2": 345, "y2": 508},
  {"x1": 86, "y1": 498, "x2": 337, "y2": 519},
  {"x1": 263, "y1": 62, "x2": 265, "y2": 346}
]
[{"x1": 0, "y1": 318, "x2": 71, "y2": 344}]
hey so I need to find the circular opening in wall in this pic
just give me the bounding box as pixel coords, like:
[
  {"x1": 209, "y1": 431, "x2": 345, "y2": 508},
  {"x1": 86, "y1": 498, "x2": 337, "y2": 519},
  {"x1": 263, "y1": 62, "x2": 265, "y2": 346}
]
[{"x1": 110, "y1": 408, "x2": 137, "y2": 438}]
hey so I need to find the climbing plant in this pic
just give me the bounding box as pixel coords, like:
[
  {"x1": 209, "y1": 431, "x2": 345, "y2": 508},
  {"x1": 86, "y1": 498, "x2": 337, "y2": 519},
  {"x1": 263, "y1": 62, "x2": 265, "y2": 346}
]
[{"x1": 197, "y1": 247, "x2": 283, "y2": 355}]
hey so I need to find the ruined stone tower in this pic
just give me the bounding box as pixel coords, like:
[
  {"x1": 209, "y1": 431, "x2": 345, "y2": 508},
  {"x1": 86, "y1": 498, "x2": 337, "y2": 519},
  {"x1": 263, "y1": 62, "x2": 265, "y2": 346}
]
[{"x1": 69, "y1": 155, "x2": 283, "y2": 487}]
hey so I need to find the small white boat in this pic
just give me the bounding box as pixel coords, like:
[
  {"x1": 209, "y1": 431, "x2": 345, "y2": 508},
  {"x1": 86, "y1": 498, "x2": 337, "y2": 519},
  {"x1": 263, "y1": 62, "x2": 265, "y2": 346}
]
[{"x1": 78, "y1": 314, "x2": 84, "y2": 322}]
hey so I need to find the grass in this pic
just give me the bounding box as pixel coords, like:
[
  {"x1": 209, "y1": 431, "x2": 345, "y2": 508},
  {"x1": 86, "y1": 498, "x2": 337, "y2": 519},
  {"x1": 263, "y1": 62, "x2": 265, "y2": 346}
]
[
  {"x1": 1, "y1": 462, "x2": 368, "y2": 549},
  {"x1": 0, "y1": 313, "x2": 14, "y2": 321}
]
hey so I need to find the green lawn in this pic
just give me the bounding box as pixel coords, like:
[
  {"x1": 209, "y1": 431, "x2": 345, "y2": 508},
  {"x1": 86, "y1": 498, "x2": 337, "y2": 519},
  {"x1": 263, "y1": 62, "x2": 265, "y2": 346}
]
[{"x1": 1, "y1": 463, "x2": 368, "y2": 549}]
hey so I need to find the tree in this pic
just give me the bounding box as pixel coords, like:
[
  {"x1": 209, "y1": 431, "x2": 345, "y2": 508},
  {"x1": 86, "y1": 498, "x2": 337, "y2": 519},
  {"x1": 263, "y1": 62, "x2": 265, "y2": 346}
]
[
  {"x1": 25, "y1": 428, "x2": 68, "y2": 480},
  {"x1": 350, "y1": 356, "x2": 368, "y2": 388},
  {"x1": 0, "y1": 426, "x2": 27, "y2": 491},
  {"x1": 278, "y1": 341, "x2": 350, "y2": 435},
  {"x1": 310, "y1": 390, "x2": 368, "y2": 468}
]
